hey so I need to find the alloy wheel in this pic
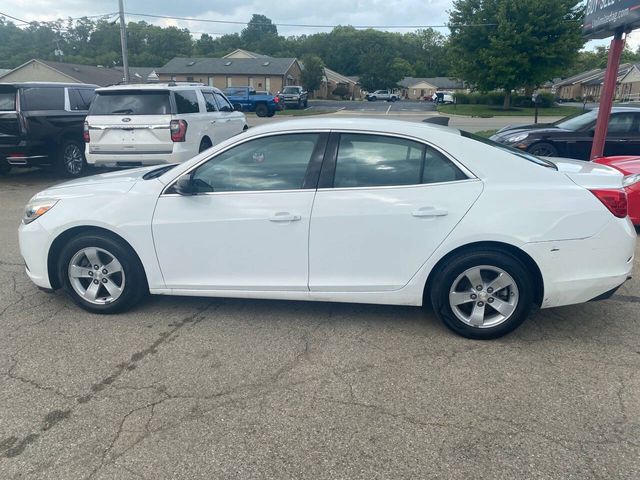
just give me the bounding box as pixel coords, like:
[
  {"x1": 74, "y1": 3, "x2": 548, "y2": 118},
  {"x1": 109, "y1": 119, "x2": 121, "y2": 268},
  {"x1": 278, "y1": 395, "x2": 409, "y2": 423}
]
[
  {"x1": 448, "y1": 265, "x2": 519, "y2": 328},
  {"x1": 68, "y1": 247, "x2": 125, "y2": 305},
  {"x1": 63, "y1": 144, "x2": 84, "y2": 176}
]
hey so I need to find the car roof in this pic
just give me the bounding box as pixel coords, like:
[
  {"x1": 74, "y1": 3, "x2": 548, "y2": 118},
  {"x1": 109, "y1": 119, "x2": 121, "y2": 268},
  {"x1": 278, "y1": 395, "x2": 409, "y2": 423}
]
[
  {"x1": 95, "y1": 83, "x2": 223, "y2": 94},
  {"x1": 0, "y1": 82, "x2": 97, "y2": 88},
  {"x1": 243, "y1": 117, "x2": 462, "y2": 140}
]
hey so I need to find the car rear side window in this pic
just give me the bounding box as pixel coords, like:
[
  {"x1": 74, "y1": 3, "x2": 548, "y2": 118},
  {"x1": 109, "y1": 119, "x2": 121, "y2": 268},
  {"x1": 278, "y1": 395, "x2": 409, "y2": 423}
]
[
  {"x1": 89, "y1": 91, "x2": 171, "y2": 115},
  {"x1": 190, "y1": 134, "x2": 320, "y2": 192},
  {"x1": 0, "y1": 87, "x2": 16, "y2": 111},
  {"x1": 202, "y1": 92, "x2": 218, "y2": 113},
  {"x1": 21, "y1": 87, "x2": 65, "y2": 111},
  {"x1": 332, "y1": 134, "x2": 466, "y2": 188},
  {"x1": 174, "y1": 90, "x2": 200, "y2": 114},
  {"x1": 68, "y1": 88, "x2": 95, "y2": 111}
]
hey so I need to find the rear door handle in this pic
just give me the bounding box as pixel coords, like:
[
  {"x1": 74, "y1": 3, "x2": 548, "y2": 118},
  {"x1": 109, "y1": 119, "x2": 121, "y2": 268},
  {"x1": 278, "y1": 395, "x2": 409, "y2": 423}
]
[
  {"x1": 412, "y1": 207, "x2": 448, "y2": 218},
  {"x1": 269, "y1": 212, "x2": 301, "y2": 222}
]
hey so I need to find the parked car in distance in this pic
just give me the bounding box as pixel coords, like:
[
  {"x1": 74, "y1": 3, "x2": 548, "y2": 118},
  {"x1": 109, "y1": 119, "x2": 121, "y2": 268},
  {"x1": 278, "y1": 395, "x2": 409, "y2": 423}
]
[
  {"x1": 0, "y1": 82, "x2": 96, "y2": 177},
  {"x1": 431, "y1": 91, "x2": 454, "y2": 104},
  {"x1": 222, "y1": 87, "x2": 281, "y2": 116},
  {"x1": 490, "y1": 107, "x2": 640, "y2": 160},
  {"x1": 594, "y1": 155, "x2": 640, "y2": 226},
  {"x1": 19, "y1": 119, "x2": 635, "y2": 340},
  {"x1": 84, "y1": 83, "x2": 247, "y2": 168},
  {"x1": 278, "y1": 86, "x2": 308, "y2": 109},
  {"x1": 365, "y1": 90, "x2": 400, "y2": 102}
]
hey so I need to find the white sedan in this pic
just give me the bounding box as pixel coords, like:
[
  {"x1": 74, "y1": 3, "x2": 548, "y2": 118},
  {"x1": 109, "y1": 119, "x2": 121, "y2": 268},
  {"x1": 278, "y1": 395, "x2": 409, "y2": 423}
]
[{"x1": 18, "y1": 119, "x2": 636, "y2": 339}]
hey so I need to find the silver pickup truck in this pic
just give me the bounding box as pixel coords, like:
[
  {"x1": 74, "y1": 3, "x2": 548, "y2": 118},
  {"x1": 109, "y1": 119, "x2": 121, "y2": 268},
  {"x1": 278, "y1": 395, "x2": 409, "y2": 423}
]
[{"x1": 365, "y1": 90, "x2": 400, "y2": 102}]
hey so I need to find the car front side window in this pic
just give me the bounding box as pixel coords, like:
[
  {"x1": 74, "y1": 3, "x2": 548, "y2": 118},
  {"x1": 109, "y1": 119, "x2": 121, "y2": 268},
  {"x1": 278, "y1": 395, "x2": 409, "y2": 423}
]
[{"x1": 189, "y1": 134, "x2": 320, "y2": 193}]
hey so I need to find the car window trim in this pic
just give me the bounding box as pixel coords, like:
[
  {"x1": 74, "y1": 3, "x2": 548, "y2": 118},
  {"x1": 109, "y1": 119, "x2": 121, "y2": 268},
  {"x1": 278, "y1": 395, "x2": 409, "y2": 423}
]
[
  {"x1": 161, "y1": 130, "x2": 331, "y2": 196},
  {"x1": 317, "y1": 130, "x2": 476, "y2": 190}
]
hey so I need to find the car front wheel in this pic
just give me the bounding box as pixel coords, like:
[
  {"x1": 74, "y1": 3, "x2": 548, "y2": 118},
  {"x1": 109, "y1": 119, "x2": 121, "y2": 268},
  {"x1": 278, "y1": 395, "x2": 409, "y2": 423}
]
[
  {"x1": 429, "y1": 249, "x2": 534, "y2": 339},
  {"x1": 58, "y1": 233, "x2": 147, "y2": 314},
  {"x1": 527, "y1": 142, "x2": 558, "y2": 157}
]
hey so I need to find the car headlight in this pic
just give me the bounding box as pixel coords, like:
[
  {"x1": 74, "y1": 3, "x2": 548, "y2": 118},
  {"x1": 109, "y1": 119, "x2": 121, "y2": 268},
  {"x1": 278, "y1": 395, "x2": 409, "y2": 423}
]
[
  {"x1": 623, "y1": 173, "x2": 640, "y2": 187},
  {"x1": 505, "y1": 133, "x2": 529, "y2": 143},
  {"x1": 23, "y1": 200, "x2": 58, "y2": 225}
]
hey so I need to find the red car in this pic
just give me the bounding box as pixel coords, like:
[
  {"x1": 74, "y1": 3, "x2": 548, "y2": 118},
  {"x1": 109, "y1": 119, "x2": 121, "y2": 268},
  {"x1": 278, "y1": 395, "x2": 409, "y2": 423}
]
[{"x1": 594, "y1": 156, "x2": 640, "y2": 226}]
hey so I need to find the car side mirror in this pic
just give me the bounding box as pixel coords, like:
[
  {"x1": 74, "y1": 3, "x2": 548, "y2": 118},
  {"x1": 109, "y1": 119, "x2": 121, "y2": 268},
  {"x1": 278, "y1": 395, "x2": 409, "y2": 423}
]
[
  {"x1": 233, "y1": 104, "x2": 242, "y2": 112},
  {"x1": 173, "y1": 174, "x2": 195, "y2": 195}
]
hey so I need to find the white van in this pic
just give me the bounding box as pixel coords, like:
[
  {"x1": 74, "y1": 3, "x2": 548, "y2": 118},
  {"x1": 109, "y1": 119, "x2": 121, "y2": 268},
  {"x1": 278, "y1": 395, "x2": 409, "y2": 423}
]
[{"x1": 84, "y1": 83, "x2": 247, "y2": 168}]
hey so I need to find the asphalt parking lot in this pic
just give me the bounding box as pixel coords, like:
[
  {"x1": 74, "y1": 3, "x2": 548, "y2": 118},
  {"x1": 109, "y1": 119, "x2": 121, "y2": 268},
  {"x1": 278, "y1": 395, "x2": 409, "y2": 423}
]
[
  {"x1": 1, "y1": 120, "x2": 639, "y2": 479},
  {"x1": 307, "y1": 99, "x2": 438, "y2": 114}
]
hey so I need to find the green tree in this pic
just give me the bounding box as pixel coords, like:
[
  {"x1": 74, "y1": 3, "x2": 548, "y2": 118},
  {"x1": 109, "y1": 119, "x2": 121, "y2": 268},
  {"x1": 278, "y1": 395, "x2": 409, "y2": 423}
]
[
  {"x1": 301, "y1": 54, "x2": 324, "y2": 93},
  {"x1": 449, "y1": 0, "x2": 584, "y2": 108},
  {"x1": 241, "y1": 14, "x2": 278, "y2": 51}
]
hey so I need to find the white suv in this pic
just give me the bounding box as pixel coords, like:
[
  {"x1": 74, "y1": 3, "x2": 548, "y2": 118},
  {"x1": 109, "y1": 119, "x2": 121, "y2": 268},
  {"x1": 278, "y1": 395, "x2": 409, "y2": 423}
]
[{"x1": 84, "y1": 83, "x2": 247, "y2": 167}]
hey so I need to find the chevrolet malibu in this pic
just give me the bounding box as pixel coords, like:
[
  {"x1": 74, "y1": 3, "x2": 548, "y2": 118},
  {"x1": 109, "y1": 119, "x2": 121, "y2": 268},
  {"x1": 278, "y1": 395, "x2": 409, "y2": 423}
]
[{"x1": 18, "y1": 119, "x2": 636, "y2": 339}]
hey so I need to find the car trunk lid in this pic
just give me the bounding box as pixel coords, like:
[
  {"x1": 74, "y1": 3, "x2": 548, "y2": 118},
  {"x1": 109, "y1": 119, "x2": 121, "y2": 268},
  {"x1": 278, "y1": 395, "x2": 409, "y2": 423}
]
[{"x1": 547, "y1": 157, "x2": 624, "y2": 189}]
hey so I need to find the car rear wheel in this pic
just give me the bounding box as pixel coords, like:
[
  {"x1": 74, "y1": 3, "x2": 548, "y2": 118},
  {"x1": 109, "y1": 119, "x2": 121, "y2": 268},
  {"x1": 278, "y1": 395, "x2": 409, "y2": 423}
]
[
  {"x1": 527, "y1": 142, "x2": 558, "y2": 157},
  {"x1": 199, "y1": 137, "x2": 212, "y2": 153},
  {"x1": 429, "y1": 249, "x2": 534, "y2": 339},
  {"x1": 58, "y1": 139, "x2": 87, "y2": 177},
  {"x1": 58, "y1": 234, "x2": 147, "y2": 314},
  {"x1": 255, "y1": 103, "x2": 268, "y2": 117}
]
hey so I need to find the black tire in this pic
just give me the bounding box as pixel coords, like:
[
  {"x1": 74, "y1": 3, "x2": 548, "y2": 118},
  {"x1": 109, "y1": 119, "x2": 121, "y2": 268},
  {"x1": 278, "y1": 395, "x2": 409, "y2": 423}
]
[
  {"x1": 267, "y1": 110, "x2": 276, "y2": 117},
  {"x1": 198, "y1": 137, "x2": 213, "y2": 153},
  {"x1": 58, "y1": 139, "x2": 87, "y2": 177},
  {"x1": 0, "y1": 159, "x2": 10, "y2": 175},
  {"x1": 527, "y1": 142, "x2": 558, "y2": 157},
  {"x1": 255, "y1": 103, "x2": 268, "y2": 117},
  {"x1": 58, "y1": 233, "x2": 148, "y2": 314},
  {"x1": 370, "y1": 96, "x2": 377, "y2": 102},
  {"x1": 429, "y1": 249, "x2": 534, "y2": 340}
]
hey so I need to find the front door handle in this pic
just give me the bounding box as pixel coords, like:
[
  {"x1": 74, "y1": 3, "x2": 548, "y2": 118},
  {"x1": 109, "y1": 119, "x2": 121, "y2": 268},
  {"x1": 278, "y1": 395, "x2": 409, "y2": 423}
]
[
  {"x1": 412, "y1": 207, "x2": 448, "y2": 218},
  {"x1": 269, "y1": 212, "x2": 301, "y2": 222}
]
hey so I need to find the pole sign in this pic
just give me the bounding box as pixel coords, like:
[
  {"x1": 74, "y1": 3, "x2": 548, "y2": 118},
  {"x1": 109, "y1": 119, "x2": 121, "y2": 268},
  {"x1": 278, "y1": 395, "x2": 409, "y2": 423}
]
[{"x1": 583, "y1": 0, "x2": 640, "y2": 39}]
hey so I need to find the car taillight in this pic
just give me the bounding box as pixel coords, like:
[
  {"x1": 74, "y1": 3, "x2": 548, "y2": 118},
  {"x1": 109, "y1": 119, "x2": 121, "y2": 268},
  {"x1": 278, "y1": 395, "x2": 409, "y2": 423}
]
[
  {"x1": 589, "y1": 188, "x2": 628, "y2": 218},
  {"x1": 274, "y1": 96, "x2": 279, "y2": 103},
  {"x1": 83, "y1": 121, "x2": 90, "y2": 143},
  {"x1": 170, "y1": 119, "x2": 188, "y2": 142}
]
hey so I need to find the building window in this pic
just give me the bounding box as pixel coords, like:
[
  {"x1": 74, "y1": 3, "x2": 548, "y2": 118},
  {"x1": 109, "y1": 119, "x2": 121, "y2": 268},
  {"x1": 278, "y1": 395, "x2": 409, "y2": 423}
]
[
  {"x1": 186, "y1": 76, "x2": 194, "y2": 82},
  {"x1": 226, "y1": 76, "x2": 233, "y2": 87}
]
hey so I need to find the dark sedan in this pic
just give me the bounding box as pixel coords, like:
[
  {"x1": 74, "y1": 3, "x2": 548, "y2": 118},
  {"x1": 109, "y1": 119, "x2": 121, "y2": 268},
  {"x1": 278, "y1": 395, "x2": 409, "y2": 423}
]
[{"x1": 490, "y1": 107, "x2": 640, "y2": 160}]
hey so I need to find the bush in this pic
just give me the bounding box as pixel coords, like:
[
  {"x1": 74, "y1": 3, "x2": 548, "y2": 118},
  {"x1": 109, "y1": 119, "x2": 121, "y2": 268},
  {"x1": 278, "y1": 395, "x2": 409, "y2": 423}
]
[{"x1": 332, "y1": 85, "x2": 350, "y2": 100}]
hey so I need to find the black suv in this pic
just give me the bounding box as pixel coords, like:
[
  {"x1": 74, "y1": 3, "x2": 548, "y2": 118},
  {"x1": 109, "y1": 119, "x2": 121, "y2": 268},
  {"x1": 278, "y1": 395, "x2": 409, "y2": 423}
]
[{"x1": 0, "y1": 82, "x2": 96, "y2": 177}]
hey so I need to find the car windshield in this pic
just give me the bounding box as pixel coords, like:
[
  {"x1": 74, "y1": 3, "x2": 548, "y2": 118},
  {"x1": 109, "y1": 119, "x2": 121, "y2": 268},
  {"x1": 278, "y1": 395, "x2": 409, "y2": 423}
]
[
  {"x1": 282, "y1": 87, "x2": 299, "y2": 94},
  {"x1": 461, "y1": 131, "x2": 558, "y2": 170},
  {"x1": 554, "y1": 110, "x2": 597, "y2": 131},
  {"x1": 89, "y1": 91, "x2": 171, "y2": 115},
  {"x1": 0, "y1": 87, "x2": 16, "y2": 111}
]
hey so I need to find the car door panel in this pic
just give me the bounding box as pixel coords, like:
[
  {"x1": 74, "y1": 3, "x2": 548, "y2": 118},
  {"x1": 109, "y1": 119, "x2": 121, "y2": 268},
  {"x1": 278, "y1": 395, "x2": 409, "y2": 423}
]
[{"x1": 308, "y1": 132, "x2": 483, "y2": 292}]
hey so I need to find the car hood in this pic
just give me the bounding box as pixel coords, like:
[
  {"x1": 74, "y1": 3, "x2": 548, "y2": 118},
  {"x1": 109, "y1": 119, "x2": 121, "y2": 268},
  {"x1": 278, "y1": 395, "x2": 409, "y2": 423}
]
[{"x1": 31, "y1": 165, "x2": 163, "y2": 200}]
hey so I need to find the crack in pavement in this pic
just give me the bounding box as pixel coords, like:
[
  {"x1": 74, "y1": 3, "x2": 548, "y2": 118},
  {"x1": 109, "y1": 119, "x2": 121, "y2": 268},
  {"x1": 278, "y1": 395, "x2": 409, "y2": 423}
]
[{"x1": 0, "y1": 300, "x2": 219, "y2": 462}]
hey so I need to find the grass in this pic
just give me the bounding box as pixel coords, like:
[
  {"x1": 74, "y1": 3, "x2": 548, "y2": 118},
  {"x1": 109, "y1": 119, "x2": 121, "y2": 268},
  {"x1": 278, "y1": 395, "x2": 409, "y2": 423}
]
[
  {"x1": 437, "y1": 104, "x2": 582, "y2": 117},
  {"x1": 474, "y1": 129, "x2": 499, "y2": 138}
]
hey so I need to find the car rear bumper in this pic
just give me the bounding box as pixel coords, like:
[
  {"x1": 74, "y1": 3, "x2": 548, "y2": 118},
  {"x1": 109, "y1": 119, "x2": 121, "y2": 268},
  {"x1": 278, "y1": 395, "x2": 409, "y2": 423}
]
[
  {"x1": 0, "y1": 143, "x2": 50, "y2": 167},
  {"x1": 522, "y1": 217, "x2": 636, "y2": 309},
  {"x1": 86, "y1": 146, "x2": 195, "y2": 167}
]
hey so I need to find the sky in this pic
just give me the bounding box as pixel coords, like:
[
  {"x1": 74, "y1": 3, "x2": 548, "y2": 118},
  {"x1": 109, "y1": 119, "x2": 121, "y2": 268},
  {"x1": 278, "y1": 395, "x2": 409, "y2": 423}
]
[{"x1": 0, "y1": 0, "x2": 630, "y2": 49}]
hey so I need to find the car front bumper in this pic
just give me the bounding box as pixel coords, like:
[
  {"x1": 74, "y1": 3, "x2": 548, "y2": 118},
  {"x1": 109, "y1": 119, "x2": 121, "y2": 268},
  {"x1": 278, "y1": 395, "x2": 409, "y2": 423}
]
[{"x1": 19, "y1": 219, "x2": 53, "y2": 290}]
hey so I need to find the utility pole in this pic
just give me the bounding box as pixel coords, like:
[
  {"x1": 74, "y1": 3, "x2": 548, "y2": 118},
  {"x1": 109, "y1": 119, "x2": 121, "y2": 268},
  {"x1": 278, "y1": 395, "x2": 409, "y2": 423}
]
[{"x1": 118, "y1": 0, "x2": 130, "y2": 83}]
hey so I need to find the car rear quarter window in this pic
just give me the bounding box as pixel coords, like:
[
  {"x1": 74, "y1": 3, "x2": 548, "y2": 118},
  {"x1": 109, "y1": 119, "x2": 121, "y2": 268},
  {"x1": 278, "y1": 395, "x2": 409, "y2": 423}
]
[
  {"x1": 332, "y1": 134, "x2": 466, "y2": 188},
  {"x1": 89, "y1": 91, "x2": 171, "y2": 115},
  {"x1": 21, "y1": 87, "x2": 65, "y2": 111},
  {"x1": 202, "y1": 92, "x2": 218, "y2": 113},
  {"x1": 68, "y1": 88, "x2": 95, "y2": 111},
  {"x1": 0, "y1": 87, "x2": 16, "y2": 111},
  {"x1": 174, "y1": 90, "x2": 200, "y2": 114}
]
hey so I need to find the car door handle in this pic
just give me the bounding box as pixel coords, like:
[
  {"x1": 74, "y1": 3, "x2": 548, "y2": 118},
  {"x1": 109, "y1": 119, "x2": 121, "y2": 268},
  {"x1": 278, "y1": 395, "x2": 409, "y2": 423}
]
[
  {"x1": 269, "y1": 212, "x2": 301, "y2": 222},
  {"x1": 412, "y1": 207, "x2": 448, "y2": 217}
]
